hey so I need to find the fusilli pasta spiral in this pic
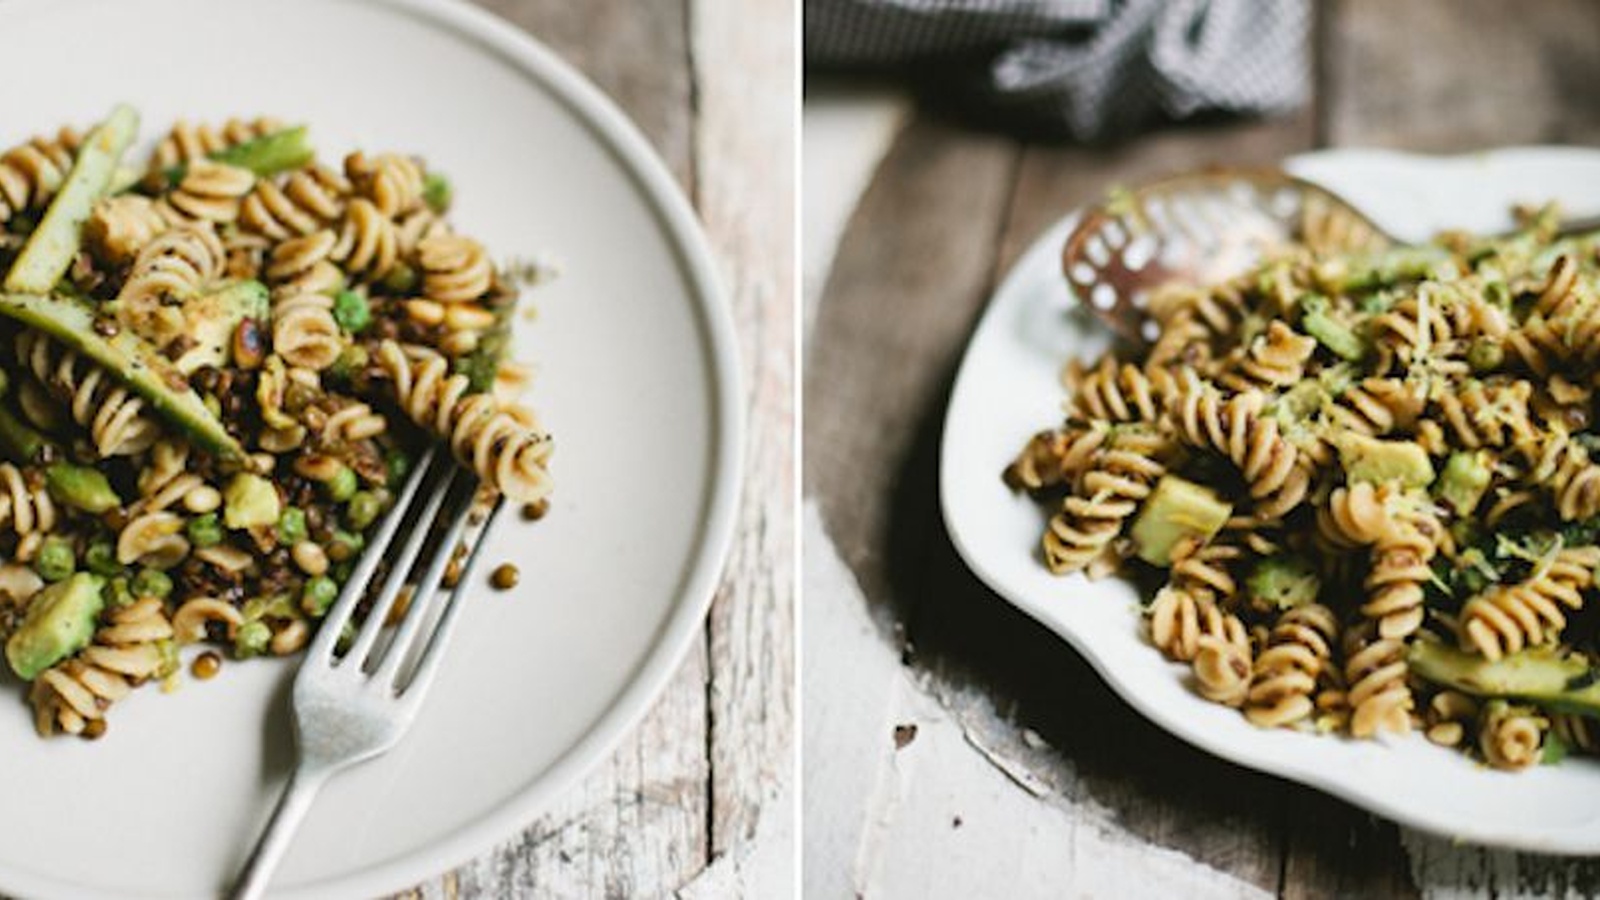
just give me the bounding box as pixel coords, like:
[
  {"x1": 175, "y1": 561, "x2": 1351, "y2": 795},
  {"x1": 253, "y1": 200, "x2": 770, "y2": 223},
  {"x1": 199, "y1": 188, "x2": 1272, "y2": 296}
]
[
  {"x1": 376, "y1": 340, "x2": 552, "y2": 503},
  {"x1": 16, "y1": 330, "x2": 162, "y2": 456},
  {"x1": 30, "y1": 598, "x2": 175, "y2": 737},
  {"x1": 0, "y1": 127, "x2": 79, "y2": 224}
]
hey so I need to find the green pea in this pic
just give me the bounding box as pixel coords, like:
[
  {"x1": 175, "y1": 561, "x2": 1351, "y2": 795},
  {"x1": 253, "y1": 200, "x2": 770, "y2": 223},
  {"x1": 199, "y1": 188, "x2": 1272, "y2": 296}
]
[
  {"x1": 35, "y1": 536, "x2": 75, "y2": 582},
  {"x1": 234, "y1": 620, "x2": 271, "y2": 659},
  {"x1": 131, "y1": 567, "x2": 173, "y2": 600},
  {"x1": 326, "y1": 529, "x2": 364, "y2": 562},
  {"x1": 84, "y1": 539, "x2": 121, "y2": 577},
  {"x1": 325, "y1": 466, "x2": 358, "y2": 503},
  {"x1": 423, "y1": 172, "x2": 452, "y2": 212},
  {"x1": 333, "y1": 290, "x2": 372, "y2": 334},
  {"x1": 301, "y1": 575, "x2": 339, "y2": 617},
  {"x1": 382, "y1": 261, "x2": 418, "y2": 294},
  {"x1": 335, "y1": 620, "x2": 357, "y2": 653},
  {"x1": 329, "y1": 344, "x2": 369, "y2": 381},
  {"x1": 1468, "y1": 338, "x2": 1504, "y2": 373},
  {"x1": 384, "y1": 448, "x2": 411, "y2": 486},
  {"x1": 277, "y1": 506, "x2": 308, "y2": 545},
  {"x1": 346, "y1": 491, "x2": 382, "y2": 530},
  {"x1": 106, "y1": 576, "x2": 135, "y2": 609},
  {"x1": 187, "y1": 513, "x2": 224, "y2": 548}
]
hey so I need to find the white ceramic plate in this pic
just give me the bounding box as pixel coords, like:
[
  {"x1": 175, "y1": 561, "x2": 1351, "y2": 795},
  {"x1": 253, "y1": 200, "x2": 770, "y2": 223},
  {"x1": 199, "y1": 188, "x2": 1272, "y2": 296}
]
[
  {"x1": 0, "y1": 0, "x2": 740, "y2": 897},
  {"x1": 942, "y1": 147, "x2": 1600, "y2": 854}
]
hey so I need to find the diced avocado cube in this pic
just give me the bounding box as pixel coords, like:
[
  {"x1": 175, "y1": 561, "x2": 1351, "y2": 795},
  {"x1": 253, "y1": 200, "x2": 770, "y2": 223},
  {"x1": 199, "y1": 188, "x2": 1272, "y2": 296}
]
[
  {"x1": 1434, "y1": 450, "x2": 1493, "y2": 515},
  {"x1": 1129, "y1": 475, "x2": 1233, "y2": 566},
  {"x1": 1338, "y1": 433, "x2": 1434, "y2": 488},
  {"x1": 1298, "y1": 294, "x2": 1367, "y2": 361},
  {"x1": 1245, "y1": 556, "x2": 1321, "y2": 611},
  {"x1": 224, "y1": 473, "x2": 281, "y2": 530},
  {"x1": 5, "y1": 573, "x2": 105, "y2": 680},
  {"x1": 173, "y1": 280, "x2": 271, "y2": 375}
]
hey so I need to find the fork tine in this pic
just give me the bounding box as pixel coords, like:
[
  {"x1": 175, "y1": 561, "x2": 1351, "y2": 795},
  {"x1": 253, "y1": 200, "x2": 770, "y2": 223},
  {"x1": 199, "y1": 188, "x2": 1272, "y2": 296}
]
[
  {"x1": 397, "y1": 497, "x2": 507, "y2": 698},
  {"x1": 344, "y1": 461, "x2": 464, "y2": 668},
  {"x1": 371, "y1": 476, "x2": 480, "y2": 687},
  {"x1": 303, "y1": 446, "x2": 439, "y2": 662}
]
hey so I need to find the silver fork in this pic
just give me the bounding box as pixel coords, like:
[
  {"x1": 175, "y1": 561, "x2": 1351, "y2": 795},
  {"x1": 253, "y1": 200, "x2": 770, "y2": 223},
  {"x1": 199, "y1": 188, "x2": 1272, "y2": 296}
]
[{"x1": 229, "y1": 446, "x2": 506, "y2": 900}]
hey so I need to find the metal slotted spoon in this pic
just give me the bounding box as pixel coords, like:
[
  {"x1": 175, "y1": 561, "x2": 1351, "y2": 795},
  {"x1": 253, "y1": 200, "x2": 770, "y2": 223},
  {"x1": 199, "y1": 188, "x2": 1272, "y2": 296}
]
[{"x1": 1061, "y1": 168, "x2": 1392, "y2": 344}]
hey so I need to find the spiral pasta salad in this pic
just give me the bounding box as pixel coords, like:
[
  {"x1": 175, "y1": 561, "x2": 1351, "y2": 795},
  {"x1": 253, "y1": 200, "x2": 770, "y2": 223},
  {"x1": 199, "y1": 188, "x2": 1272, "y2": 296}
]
[
  {"x1": 1007, "y1": 202, "x2": 1600, "y2": 771},
  {"x1": 0, "y1": 106, "x2": 551, "y2": 738}
]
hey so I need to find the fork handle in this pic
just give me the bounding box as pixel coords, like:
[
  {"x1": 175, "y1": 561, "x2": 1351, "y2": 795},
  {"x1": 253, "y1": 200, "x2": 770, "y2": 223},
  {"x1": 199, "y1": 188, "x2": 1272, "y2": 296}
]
[{"x1": 229, "y1": 764, "x2": 332, "y2": 900}]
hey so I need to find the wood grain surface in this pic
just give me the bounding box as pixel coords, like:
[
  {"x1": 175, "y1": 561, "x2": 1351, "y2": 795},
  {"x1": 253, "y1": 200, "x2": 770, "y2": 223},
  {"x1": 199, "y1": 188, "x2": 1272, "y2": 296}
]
[
  {"x1": 392, "y1": 1, "x2": 795, "y2": 898},
  {"x1": 805, "y1": 0, "x2": 1600, "y2": 897}
]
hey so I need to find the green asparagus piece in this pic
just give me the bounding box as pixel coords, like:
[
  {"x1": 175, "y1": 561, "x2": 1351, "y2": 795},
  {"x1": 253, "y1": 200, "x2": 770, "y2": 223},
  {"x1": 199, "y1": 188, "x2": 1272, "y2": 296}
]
[
  {"x1": 0, "y1": 292, "x2": 246, "y2": 463},
  {"x1": 44, "y1": 462, "x2": 121, "y2": 514},
  {"x1": 211, "y1": 126, "x2": 313, "y2": 175},
  {"x1": 459, "y1": 299, "x2": 515, "y2": 393},
  {"x1": 0, "y1": 406, "x2": 48, "y2": 465},
  {"x1": 4, "y1": 104, "x2": 139, "y2": 294},
  {"x1": 0, "y1": 368, "x2": 50, "y2": 465},
  {"x1": 164, "y1": 125, "x2": 313, "y2": 184}
]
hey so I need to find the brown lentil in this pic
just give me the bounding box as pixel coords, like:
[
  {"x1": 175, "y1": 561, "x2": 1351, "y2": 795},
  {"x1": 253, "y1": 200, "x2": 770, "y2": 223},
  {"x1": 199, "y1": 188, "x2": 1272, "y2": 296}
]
[
  {"x1": 386, "y1": 584, "x2": 416, "y2": 625},
  {"x1": 192, "y1": 651, "x2": 222, "y2": 680},
  {"x1": 82, "y1": 718, "x2": 108, "y2": 740},
  {"x1": 522, "y1": 499, "x2": 550, "y2": 521},
  {"x1": 490, "y1": 563, "x2": 520, "y2": 591}
]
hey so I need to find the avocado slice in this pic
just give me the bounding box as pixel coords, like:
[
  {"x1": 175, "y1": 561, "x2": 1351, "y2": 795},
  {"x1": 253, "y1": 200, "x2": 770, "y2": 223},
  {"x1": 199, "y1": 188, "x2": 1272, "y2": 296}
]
[
  {"x1": 1338, "y1": 433, "x2": 1434, "y2": 489},
  {"x1": 1434, "y1": 450, "x2": 1493, "y2": 516},
  {"x1": 172, "y1": 280, "x2": 270, "y2": 375},
  {"x1": 5, "y1": 573, "x2": 105, "y2": 680},
  {"x1": 1410, "y1": 640, "x2": 1600, "y2": 717},
  {"x1": 223, "y1": 473, "x2": 281, "y2": 529},
  {"x1": 1129, "y1": 474, "x2": 1233, "y2": 566},
  {"x1": 0, "y1": 292, "x2": 246, "y2": 464},
  {"x1": 1245, "y1": 555, "x2": 1321, "y2": 611}
]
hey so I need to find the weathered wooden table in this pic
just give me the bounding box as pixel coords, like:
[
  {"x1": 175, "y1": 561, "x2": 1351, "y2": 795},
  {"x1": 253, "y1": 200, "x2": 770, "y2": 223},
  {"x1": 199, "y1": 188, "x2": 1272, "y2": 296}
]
[
  {"x1": 388, "y1": 2, "x2": 794, "y2": 897},
  {"x1": 806, "y1": 1, "x2": 1600, "y2": 896}
]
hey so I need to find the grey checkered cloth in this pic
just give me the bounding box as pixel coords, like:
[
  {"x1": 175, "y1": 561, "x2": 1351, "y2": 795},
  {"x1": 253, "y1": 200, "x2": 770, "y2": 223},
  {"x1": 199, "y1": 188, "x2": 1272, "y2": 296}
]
[{"x1": 807, "y1": 0, "x2": 1310, "y2": 139}]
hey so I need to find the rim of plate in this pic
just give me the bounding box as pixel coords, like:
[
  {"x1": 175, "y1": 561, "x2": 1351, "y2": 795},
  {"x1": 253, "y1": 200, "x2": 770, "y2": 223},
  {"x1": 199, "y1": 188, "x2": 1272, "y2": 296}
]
[
  {"x1": 939, "y1": 146, "x2": 1600, "y2": 855},
  {"x1": 0, "y1": 0, "x2": 744, "y2": 898}
]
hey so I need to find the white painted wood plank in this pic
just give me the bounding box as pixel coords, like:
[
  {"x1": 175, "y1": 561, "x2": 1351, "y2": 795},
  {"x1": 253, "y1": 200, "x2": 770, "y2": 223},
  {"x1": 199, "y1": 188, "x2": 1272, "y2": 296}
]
[
  {"x1": 803, "y1": 501, "x2": 915, "y2": 900},
  {"x1": 690, "y1": 0, "x2": 800, "y2": 877},
  {"x1": 803, "y1": 503, "x2": 1272, "y2": 899}
]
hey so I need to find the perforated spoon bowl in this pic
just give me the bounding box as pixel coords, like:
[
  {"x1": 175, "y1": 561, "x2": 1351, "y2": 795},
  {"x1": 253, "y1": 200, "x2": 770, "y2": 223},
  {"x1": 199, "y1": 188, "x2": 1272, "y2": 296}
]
[{"x1": 1061, "y1": 167, "x2": 1391, "y2": 344}]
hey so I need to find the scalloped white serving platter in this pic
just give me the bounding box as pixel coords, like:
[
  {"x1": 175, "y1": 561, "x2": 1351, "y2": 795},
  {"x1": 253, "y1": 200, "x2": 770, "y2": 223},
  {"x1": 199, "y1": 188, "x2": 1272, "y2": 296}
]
[
  {"x1": 0, "y1": 0, "x2": 740, "y2": 897},
  {"x1": 942, "y1": 147, "x2": 1600, "y2": 854}
]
